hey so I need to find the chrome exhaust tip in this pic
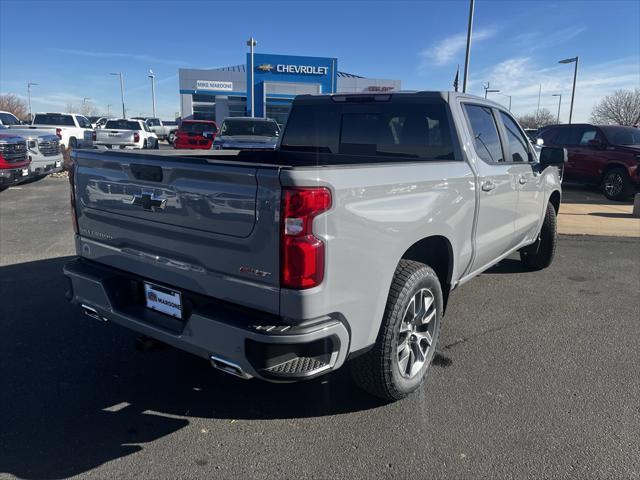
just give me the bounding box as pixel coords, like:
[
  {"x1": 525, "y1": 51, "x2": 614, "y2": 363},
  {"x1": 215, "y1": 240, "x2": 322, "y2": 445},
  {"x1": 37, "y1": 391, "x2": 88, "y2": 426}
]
[
  {"x1": 81, "y1": 304, "x2": 108, "y2": 322},
  {"x1": 209, "y1": 355, "x2": 252, "y2": 380}
]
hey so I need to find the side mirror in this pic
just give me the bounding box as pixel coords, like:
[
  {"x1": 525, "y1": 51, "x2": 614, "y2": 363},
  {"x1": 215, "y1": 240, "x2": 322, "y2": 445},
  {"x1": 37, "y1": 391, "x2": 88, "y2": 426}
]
[{"x1": 539, "y1": 146, "x2": 567, "y2": 167}]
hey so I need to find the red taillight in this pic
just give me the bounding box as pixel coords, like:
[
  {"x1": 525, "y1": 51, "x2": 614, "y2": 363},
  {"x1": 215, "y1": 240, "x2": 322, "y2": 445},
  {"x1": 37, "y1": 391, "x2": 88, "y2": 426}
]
[
  {"x1": 55, "y1": 128, "x2": 62, "y2": 139},
  {"x1": 68, "y1": 158, "x2": 79, "y2": 234},
  {"x1": 281, "y1": 187, "x2": 331, "y2": 289},
  {"x1": 134, "y1": 132, "x2": 140, "y2": 143}
]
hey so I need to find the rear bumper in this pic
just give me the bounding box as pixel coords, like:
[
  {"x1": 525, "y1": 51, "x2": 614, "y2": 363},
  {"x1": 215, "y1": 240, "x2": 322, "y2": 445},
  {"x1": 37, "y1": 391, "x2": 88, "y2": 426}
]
[{"x1": 63, "y1": 258, "x2": 350, "y2": 381}]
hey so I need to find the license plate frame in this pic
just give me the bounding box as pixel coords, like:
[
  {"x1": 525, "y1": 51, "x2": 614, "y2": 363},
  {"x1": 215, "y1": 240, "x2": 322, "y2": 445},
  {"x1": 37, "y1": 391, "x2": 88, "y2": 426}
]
[{"x1": 143, "y1": 282, "x2": 183, "y2": 319}]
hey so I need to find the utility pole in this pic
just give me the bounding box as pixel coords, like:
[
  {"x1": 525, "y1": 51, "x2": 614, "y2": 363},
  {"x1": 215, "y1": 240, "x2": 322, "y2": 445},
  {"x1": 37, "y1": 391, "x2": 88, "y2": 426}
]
[
  {"x1": 107, "y1": 104, "x2": 112, "y2": 117},
  {"x1": 27, "y1": 82, "x2": 38, "y2": 122},
  {"x1": 148, "y1": 70, "x2": 157, "y2": 118},
  {"x1": 247, "y1": 37, "x2": 257, "y2": 117},
  {"x1": 110, "y1": 72, "x2": 126, "y2": 118},
  {"x1": 552, "y1": 94, "x2": 562, "y2": 123},
  {"x1": 462, "y1": 0, "x2": 475, "y2": 93},
  {"x1": 536, "y1": 84, "x2": 542, "y2": 116},
  {"x1": 559, "y1": 56, "x2": 579, "y2": 124}
]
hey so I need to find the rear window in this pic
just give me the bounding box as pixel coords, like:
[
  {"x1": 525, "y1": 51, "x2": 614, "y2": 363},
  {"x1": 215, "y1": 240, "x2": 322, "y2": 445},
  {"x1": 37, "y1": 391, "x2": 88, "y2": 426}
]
[
  {"x1": 281, "y1": 100, "x2": 456, "y2": 161},
  {"x1": 33, "y1": 114, "x2": 75, "y2": 126},
  {"x1": 220, "y1": 119, "x2": 279, "y2": 137},
  {"x1": 179, "y1": 122, "x2": 217, "y2": 134},
  {"x1": 104, "y1": 120, "x2": 142, "y2": 130}
]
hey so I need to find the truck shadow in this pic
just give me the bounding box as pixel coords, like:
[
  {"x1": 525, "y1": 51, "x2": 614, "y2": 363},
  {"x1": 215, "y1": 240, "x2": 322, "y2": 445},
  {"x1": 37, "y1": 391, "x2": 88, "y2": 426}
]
[{"x1": 0, "y1": 256, "x2": 386, "y2": 480}]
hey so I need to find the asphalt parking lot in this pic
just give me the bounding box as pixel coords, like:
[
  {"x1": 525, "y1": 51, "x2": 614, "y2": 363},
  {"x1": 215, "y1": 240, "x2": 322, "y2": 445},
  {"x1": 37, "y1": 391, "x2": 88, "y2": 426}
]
[{"x1": 1, "y1": 177, "x2": 639, "y2": 479}]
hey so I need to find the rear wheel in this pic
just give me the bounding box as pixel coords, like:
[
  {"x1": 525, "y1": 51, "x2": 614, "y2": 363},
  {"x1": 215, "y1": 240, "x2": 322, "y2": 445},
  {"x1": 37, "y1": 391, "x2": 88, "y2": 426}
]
[
  {"x1": 168, "y1": 132, "x2": 176, "y2": 144},
  {"x1": 143, "y1": 140, "x2": 148, "y2": 149},
  {"x1": 154, "y1": 138, "x2": 159, "y2": 149},
  {"x1": 520, "y1": 201, "x2": 557, "y2": 270},
  {"x1": 69, "y1": 137, "x2": 78, "y2": 149},
  {"x1": 350, "y1": 260, "x2": 442, "y2": 401},
  {"x1": 602, "y1": 167, "x2": 633, "y2": 201}
]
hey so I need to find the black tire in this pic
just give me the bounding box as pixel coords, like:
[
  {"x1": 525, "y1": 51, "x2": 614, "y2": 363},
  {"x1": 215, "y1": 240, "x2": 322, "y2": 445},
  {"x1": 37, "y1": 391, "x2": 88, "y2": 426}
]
[
  {"x1": 350, "y1": 260, "x2": 443, "y2": 401},
  {"x1": 154, "y1": 138, "x2": 160, "y2": 149},
  {"x1": 143, "y1": 140, "x2": 148, "y2": 149},
  {"x1": 520, "y1": 201, "x2": 557, "y2": 270},
  {"x1": 168, "y1": 132, "x2": 176, "y2": 144},
  {"x1": 602, "y1": 167, "x2": 633, "y2": 201},
  {"x1": 69, "y1": 137, "x2": 78, "y2": 150}
]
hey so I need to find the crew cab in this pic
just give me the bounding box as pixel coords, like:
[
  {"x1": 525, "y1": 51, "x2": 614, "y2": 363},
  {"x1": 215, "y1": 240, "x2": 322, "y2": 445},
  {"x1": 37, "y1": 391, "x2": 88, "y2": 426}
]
[
  {"x1": 64, "y1": 92, "x2": 566, "y2": 401},
  {"x1": 173, "y1": 120, "x2": 217, "y2": 149},
  {"x1": 0, "y1": 134, "x2": 30, "y2": 190},
  {"x1": 95, "y1": 119, "x2": 159, "y2": 150},
  {"x1": 537, "y1": 123, "x2": 640, "y2": 200},
  {"x1": 29, "y1": 112, "x2": 94, "y2": 149},
  {"x1": 0, "y1": 125, "x2": 62, "y2": 179},
  {"x1": 0, "y1": 111, "x2": 26, "y2": 127}
]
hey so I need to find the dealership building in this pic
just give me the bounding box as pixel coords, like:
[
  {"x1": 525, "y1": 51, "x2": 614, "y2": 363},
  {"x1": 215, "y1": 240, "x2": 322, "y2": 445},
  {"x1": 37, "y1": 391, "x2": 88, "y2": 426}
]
[{"x1": 178, "y1": 53, "x2": 401, "y2": 125}]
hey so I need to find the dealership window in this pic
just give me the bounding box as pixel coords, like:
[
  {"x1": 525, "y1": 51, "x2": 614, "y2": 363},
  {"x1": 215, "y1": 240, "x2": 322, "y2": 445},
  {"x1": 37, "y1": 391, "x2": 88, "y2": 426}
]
[
  {"x1": 266, "y1": 99, "x2": 293, "y2": 127},
  {"x1": 228, "y1": 97, "x2": 247, "y2": 117},
  {"x1": 193, "y1": 104, "x2": 216, "y2": 121}
]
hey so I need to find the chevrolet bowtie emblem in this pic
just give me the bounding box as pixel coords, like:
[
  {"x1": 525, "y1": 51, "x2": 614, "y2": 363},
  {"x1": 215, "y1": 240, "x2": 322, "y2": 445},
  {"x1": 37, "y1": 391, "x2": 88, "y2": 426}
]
[
  {"x1": 257, "y1": 64, "x2": 273, "y2": 72},
  {"x1": 129, "y1": 191, "x2": 167, "y2": 211}
]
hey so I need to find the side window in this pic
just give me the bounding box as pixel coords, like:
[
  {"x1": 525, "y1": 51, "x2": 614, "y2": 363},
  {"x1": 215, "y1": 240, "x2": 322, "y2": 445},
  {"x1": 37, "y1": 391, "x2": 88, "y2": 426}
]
[
  {"x1": 578, "y1": 128, "x2": 599, "y2": 145},
  {"x1": 76, "y1": 116, "x2": 91, "y2": 128},
  {"x1": 553, "y1": 127, "x2": 582, "y2": 146},
  {"x1": 463, "y1": 104, "x2": 504, "y2": 163},
  {"x1": 539, "y1": 128, "x2": 558, "y2": 145},
  {"x1": 143, "y1": 122, "x2": 151, "y2": 133},
  {"x1": 499, "y1": 112, "x2": 530, "y2": 162}
]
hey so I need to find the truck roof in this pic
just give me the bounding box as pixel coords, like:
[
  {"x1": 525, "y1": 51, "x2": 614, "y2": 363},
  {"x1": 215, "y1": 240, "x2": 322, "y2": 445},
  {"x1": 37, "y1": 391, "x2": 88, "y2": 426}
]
[{"x1": 294, "y1": 91, "x2": 504, "y2": 108}]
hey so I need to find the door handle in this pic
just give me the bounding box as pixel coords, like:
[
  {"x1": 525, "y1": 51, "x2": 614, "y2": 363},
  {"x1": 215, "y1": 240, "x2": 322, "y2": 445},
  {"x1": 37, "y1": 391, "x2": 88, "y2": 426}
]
[
  {"x1": 519, "y1": 176, "x2": 528, "y2": 185},
  {"x1": 481, "y1": 181, "x2": 496, "y2": 192}
]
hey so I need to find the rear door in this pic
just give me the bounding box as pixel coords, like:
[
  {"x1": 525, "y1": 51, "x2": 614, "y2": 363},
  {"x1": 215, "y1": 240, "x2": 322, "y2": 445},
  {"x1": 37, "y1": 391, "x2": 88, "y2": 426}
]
[
  {"x1": 496, "y1": 111, "x2": 545, "y2": 242},
  {"x1": 462, "y1": 104, "x2": 519, "y2": 272},
  {"x1": 74, "y1": 150, "x2": 282, "y2": 313},
  {"x1": 569, "y1": 126, "x2": 607, "y2": 183}
]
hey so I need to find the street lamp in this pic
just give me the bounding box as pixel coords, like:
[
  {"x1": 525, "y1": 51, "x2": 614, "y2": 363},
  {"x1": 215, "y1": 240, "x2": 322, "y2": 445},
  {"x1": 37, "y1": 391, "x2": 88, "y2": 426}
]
[
  {"x1": 552, "y1": 94, "x2": 562, "y2": 124},
  {"x1": 110, "y1": 72, "x2": 126, "y2": 118},
  {"x1": 462, "y1": 0, "x2": 475, "y2": 93},
  {"x1": 558, "y1": 56, "x2": 579, "y2": 124},
  {"x1": 27, "y1": 82, "x2": 38, "y2": 122},
  {"x1": 106, "y1": 104, "x2": 112, "y2": 117},
  {"x1": 499, "y1": 93, "x2": 512, "y2": 111},
  {"x1": 246, "y1": 36, "x2": 257, "y2": 117},
  {"x1": 148, "y1": 69, "x2": 156, "y2": 118}
]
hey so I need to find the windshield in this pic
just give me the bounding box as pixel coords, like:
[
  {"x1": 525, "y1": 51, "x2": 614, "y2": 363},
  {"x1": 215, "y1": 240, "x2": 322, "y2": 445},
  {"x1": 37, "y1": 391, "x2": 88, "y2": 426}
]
[
  {"x1": 0, "y1": 112, "x2": 22, "y2": 125},
  {"x1": 179, "y1": 122, "x2": 217, "y2": 134},
  {"x1": 220, "y1": 119, "x2": 279, "y2": 137},
  {"x1": 104, "y1": 120, "x2": 142, "y2": 130},
  {"x1": 600, "y1": 126, "x2": 640, "y2": 145}
]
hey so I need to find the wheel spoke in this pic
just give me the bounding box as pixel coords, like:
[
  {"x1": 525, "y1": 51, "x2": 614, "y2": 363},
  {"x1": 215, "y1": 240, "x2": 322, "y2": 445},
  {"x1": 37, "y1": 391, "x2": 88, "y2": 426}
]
[
  {"x1": 422, "y1": 308, "x2": 436, "y2": 325},
  {"x1": 398, "y1": 347, "x2": 411, "y2": 375}
]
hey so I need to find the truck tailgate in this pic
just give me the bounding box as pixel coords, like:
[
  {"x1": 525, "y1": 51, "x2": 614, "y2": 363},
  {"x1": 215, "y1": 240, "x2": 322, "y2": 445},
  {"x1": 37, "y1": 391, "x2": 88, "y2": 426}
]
[
  {"x1": 73, "y1": 150, "x2": 282, "y2": 314},
  {"x1": 96, "y1": 129, "x2": 135, "y2": 145}
]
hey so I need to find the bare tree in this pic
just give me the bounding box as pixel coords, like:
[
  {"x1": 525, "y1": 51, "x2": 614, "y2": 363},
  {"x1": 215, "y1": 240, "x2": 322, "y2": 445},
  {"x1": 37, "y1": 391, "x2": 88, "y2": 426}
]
[
  {"x1": 517, "y1": 108, "x2": 557, "y2": 129},
  {"x1": 0, "y1": 94, "x2": 29, "y2": 120},
  {"x1": 590, "y1": 88, "x2": 640, "y2": 126},
  {"x1": 64, "y1": 101, "x2": 99, "y2": 117}
]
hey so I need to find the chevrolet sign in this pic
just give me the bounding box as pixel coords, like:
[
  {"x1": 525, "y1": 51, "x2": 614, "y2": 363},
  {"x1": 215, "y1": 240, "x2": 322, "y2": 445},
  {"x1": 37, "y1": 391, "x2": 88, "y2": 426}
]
[{"x1": 276, "y1": 64, "x2": 328, "y2": 75}]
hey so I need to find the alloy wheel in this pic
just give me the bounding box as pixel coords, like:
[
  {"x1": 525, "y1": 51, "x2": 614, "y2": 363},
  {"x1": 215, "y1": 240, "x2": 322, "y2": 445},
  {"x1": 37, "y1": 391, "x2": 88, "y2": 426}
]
[
  {"x1": 604, "y1": 172, "x2": 624, "y2": 197},
  {"x1": 397, "y1": 288, "x2": 437, "y2": 379}
]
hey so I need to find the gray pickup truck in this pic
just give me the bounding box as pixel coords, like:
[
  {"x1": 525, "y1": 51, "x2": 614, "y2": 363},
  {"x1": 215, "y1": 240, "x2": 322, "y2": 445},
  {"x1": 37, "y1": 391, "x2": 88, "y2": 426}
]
[{"x1": 64, "y1": 92, "x2": 566, "y2": 401}]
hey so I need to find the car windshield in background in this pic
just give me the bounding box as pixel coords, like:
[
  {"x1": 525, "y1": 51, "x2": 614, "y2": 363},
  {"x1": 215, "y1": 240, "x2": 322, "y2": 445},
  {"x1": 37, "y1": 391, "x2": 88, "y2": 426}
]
[
  {"x1": 147, "y1": 119, "x2": 161, "y2": 126},
  {"x1": 600, "y1": 126, "x2": 640, "y2": 145},
  {"x1": 104, "y1": 120, "x2": 141, "y2": 130},
  {"x1": 33, "y1": 114, "x2": 75, "y2": 126},
  {"x1": 180, "y1": 122, "x2": 217, "y2": 134},
  {"x1": 281, "y1": 101, "x2": 455, "y2": 160},
  {"x1": 0, "y1": 112, "x2": 21, "y2": 125},
  {"x1": 220, "y1": 120, "x2": 279, "y2": 137},
  {"x1": 164, "y1": 121, "x2": 178, "y2": 126},
  {"x1": 76, "y1": 116, "x2": 92, "y2": 128}
]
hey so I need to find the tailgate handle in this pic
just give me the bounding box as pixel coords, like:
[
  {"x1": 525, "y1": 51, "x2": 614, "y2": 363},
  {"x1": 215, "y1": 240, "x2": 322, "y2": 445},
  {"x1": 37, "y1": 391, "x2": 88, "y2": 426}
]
[{"x1": 131, "y1": 164, "x2": 163, "y2": 182}]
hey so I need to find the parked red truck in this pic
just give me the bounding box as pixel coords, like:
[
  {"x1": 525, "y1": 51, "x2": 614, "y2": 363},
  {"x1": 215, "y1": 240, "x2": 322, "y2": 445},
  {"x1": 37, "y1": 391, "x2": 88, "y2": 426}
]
[
  {"x1": 173, "y1": 120, "x2": 218, "y2": 150},
  {"x1": 0, "y1": 134, "x2": 31, "y2": 191}
]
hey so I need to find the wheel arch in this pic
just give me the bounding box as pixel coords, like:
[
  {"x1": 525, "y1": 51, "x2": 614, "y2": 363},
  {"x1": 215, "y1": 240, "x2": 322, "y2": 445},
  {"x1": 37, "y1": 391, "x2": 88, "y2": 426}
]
[
  {"x1": 400, "y1": 235, "x2": 454, "y2": 312},
  {"x1": 601, "y1": 162, "x2": 630, "y2": 181},
  {"x1": 548, "y1": 190, "x2": 561, "y2": 214}
]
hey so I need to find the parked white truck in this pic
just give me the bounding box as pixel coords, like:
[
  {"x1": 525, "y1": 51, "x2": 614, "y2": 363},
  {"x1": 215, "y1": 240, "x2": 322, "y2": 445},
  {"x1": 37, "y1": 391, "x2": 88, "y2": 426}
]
[
  {"x1": 95, "y1": 119, "x2": 159, "y2": 150},
  {"x1": 133, "y1": 117, "x2": 178, "y2": 144},
  {"x1": 0, "y1": 125, "x2": 62, "y2": 179},
  {"x1": 29, "y1": 113, "x2": 94, "y2": 149}
]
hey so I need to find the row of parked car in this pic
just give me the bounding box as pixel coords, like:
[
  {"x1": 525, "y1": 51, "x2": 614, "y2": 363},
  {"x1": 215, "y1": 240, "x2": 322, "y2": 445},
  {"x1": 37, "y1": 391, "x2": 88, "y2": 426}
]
[{"x1": 531, "y1": 123, "x2": 640, "y2": 201}]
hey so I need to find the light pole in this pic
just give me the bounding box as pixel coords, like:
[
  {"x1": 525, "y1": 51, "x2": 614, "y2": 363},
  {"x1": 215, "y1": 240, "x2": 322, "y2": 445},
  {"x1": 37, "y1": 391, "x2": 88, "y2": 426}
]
[
  {"x1": 148, "y1": 69, "x2": 156, "y2": 118},
  {"x1": 107, "y1": 104, "x2": 112, "y2": 117},
  {"x1": 247, "y1": 37, "x2": 257, "y2": 117},
  {"x1": 558, "y1": 56, "x2": 579, "y2": 124},
  {"x1": 462, "y1": 0, "x2": 475, "y2": 93},
  {"x1": 552, "y1": 94, "x2": 562, "y2": 123},
  {"x1": 499, "y1": 93, "x2": 512, "y2": 111},
  {"x1": 110, "y1": 72, "x2": 126, "y2": 118},
  {"x1": 27, "y1": 82, "x2": 38, "y2": 122},
  {"x1": 483, "y1": 82, "x2": 500, "y2": 99}
]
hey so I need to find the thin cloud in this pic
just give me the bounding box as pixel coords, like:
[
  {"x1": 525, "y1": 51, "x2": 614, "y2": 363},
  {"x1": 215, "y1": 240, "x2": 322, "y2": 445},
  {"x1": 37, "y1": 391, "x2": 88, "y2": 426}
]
[
  {"x1": 52, "y1": 48, "x2": 188, "y2": 67},
  {"x1": 421, "y1": 29, "x2": 496, "y2": 67}
]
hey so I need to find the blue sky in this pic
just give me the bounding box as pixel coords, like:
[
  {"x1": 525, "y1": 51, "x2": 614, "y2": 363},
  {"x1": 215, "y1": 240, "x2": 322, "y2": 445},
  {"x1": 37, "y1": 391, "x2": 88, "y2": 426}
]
[{"x1": 1, "y1": 0, "x2": 638, "y2": 121}]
